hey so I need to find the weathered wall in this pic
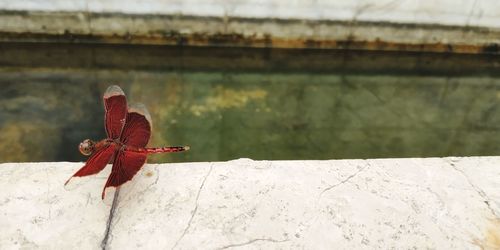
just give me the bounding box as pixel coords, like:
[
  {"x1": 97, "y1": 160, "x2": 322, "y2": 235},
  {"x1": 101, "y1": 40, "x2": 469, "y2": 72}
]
[
  {"x1": 1, "y1": 61, "x2": 500, "y2": 163},
  {"x1": 1, "y1": 157, "x2": 499, "y2": 249},
  {"x1": 1, "y1": 0, "x2": 499, "y2": 28},
  {"x1": 0, "y1": 0, "x2": 498, "y2": 52}
]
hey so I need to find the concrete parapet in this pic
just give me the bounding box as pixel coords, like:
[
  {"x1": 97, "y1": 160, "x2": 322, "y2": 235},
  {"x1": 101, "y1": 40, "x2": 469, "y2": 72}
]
[
  {"x1": 1, "y1": 157, "x2": 499, "y2": 249},
  {"x1": 0, "y1": 1, "x2": 499, "y2": 53}
]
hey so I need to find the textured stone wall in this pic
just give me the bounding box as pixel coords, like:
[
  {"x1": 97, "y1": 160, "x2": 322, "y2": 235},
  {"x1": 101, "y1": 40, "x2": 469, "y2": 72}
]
[
  {"x1": 1, "y1": 62, "x2": 500, "y2": 163},
  {"x1": 1, "y1": 0, "x2": 499, "y2": 28},
  {"x1": 0, "y1": 0, "x2": 499, "y2": 52}
]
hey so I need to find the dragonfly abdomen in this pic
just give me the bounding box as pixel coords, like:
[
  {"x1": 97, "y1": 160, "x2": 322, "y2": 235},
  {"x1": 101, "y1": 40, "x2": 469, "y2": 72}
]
[{"x1": 127, "y1": 146, "x2": 190, "y2": 154}]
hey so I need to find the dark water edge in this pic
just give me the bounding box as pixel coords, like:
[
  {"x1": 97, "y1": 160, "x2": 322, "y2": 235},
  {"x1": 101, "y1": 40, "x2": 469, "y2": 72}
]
[{"x1": 0, "y1": 43, "x2": 500, "y2": 163}]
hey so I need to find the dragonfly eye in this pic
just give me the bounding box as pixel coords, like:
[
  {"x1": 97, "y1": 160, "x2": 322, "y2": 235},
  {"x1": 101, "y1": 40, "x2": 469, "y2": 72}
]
[{"x1": 79, "y1": 139, "x2": 95, "y2": 156}]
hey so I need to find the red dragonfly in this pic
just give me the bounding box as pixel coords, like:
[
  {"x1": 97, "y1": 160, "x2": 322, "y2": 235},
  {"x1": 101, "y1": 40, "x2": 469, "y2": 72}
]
[{"x1": 65, "y1": 85, "x2": 189, "y2": 199}]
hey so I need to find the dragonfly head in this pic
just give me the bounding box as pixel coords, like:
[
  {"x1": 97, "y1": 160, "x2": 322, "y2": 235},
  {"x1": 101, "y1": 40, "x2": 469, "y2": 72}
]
[{"x1": 79, "y1": 139, "x2": 95, "y2": 156}]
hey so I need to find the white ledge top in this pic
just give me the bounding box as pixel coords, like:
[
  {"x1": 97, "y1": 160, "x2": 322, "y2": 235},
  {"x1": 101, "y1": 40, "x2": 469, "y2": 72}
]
[
  {"x1": 1, "y1": 0, "x2": 500, "y2": 28},
  {"x1": 1, "y1": 157, "x2": 499, "y2": 249}
]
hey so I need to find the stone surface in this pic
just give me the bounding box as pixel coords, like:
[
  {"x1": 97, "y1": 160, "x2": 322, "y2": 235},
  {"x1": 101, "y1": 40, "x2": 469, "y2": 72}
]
[
  {"x1": 0, "y1": 162, "x2": 110, "y2": 250},
  {"x1": 1, "y1": 158, "x2": 499, "y2": 249},
  {"x1": 0, "y1": 0, "x2": 499, "y2": 51},
  {"x1": 0, "y1": 0, "x2": 499, "y2": 28}
]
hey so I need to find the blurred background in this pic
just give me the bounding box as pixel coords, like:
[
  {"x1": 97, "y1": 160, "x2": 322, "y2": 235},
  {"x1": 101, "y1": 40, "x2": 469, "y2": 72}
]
[{"x1": 0, "y1": 0, "x2": 499, "y2": 163}]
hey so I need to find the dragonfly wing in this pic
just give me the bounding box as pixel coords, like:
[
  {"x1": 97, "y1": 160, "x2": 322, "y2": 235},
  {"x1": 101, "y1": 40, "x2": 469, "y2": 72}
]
[
  {"x1": 102, "y1": 149, "x2": 147, "y2": 199},
  {"x1": 104, "y1": 85, "x2": 128, "y2": 139},
  {"x1": 120, "y1": 103, "x2": 152, "y2": 148},
  {"x1": 64, "y1": 144, "x2": 116, "y2": 189}
]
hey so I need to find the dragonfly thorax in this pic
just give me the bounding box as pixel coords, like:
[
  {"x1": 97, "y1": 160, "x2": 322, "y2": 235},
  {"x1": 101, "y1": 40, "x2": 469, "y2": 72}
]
[{"x1": 79, "y1": 139, "x2": 96, "y2": 156}]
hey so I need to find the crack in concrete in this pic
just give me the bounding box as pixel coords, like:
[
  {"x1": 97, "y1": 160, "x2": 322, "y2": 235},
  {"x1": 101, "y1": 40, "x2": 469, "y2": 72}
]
[
  {"x1": 145, "y1": 167, "x2": 161, "y2": 191},
  {"x1": 121, "y1": 167, "x2": 160, "y2": 206},
  {"x1": 319, "y1": 161, "x2": 370, "y2": 197},
  {"x1": 303, "y1": 161, "x2": 371, "y2": 236},
  {"x1": 100, "y1": 188, "x2": 120, "y2": 250},
  {"x1": 216, "y1": 238, "x2": 289, "y2": 250},
  {"x1": 447, "y1": 158, "x2": 499, "y2": 219},
  {"x1": 171, "y1": 164, "x2": 214, "y2": 250},
  {"x1": 45, "y1": 169, "x2": 52, "y2": 219},
  {"x1": 465, "y1": 0, "x2": 479, "y2": 26},
  {"x1": 84, "y1": 0, "x2": 92, "y2": 33}
]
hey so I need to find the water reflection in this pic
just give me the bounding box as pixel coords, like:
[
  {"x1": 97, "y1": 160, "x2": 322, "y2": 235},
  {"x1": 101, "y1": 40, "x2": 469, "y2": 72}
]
[{"x1": 0, "y1": 45, "x2": 499, "y2": 162}]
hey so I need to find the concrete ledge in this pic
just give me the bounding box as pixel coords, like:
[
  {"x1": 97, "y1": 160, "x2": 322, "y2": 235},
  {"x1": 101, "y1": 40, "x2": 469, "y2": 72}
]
[
  {"x1": 0, "y1": 11, "x2": 499, "y2": 54},
  {"x1": 1, "y1": 0, "x2": 499, "y2": 28},
  {"x1": 0, "y1": 1, "x2": 499, "y2": 53},
  {"x1": 1, "y1": 157, "x2": 499, "y2": 249}
]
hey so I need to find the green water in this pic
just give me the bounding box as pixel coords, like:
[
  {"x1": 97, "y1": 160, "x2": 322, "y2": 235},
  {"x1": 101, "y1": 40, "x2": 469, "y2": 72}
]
[{"x1": 0, "y1": 44, "x2": 499, "y2": 162}]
